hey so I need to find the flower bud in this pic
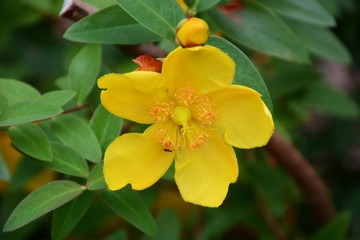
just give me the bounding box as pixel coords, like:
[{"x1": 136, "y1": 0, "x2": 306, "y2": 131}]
[{"x1": 176, "y1": 17, "x2": 209, "y2": 48}]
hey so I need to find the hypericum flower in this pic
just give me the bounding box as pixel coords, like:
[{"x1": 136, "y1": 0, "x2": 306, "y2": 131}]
[
  {"x1": 176, "y1": 17, "x2": 210, "y2": 47},
  {"x1": 98, "y1": 46, "x2": 274, "y2": 207}
]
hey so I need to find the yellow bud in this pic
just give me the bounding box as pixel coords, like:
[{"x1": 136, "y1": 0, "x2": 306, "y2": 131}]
[{"x1": 176, "y1": 17, "x2": 209, "y2": 48}]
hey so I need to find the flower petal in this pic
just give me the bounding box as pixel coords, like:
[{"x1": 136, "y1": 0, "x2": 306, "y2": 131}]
[
  {"x1": 208, "y1": 86, "x2": 274, "y2": 149},
  {"x1": 103, "y1": 132, "x2": 175, "y2": 190},
  {"x1": 174, "y1": 132, "x2": 238, "y2": 207},
  {"x1": 162, "y1": 46, "x2": 235, "y2": 93},
  {"x1": 98, "y1": 71, "x2": 167, "y2": 124}
]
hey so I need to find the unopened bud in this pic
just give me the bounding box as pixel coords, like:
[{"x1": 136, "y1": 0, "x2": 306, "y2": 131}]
[{"x1": 176, "y1": 17, "x2": 209, "y2": 48}]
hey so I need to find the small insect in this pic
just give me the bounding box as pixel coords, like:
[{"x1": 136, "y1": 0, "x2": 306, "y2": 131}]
[{"x1": 164, "y1": 148, "x2": 172, "y2": 152}]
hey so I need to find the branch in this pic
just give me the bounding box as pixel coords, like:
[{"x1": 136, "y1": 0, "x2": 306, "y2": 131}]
[
  {"x1": 265, "y1": 132, "x2": 336, "y2": 225},
  {"x1": 59, "y1": 0, "x2": 98, "y2": 21}
]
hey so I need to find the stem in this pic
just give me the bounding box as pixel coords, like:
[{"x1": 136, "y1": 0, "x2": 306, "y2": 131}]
[{"x1": 265, "y1": 132, "x2": 336, "y2": 226}]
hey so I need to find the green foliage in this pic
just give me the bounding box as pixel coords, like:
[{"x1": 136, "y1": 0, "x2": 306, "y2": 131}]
[
  {"x1": 285, "y1": 18, "x2": 351, "y2": 64},
  {"x1": 105, "y1": 230, "x2": 128, "y2": 240},
  {"x1": 51, "y1": 191, "x2": 94, "y2": 240},
  {"x1": 305, "y1": 83, "x2": 359, "y2": 119},
  {"x1": 3, "y1": 180, "x2": 85, "y2": 232},
  {"x1": 185, "y1": 0, "x2": 222, "y2": 12},
  {"x1": 86, "y1": 163, "x2": 107, "y2": 191},
  {"x1": 0, "y1": 80, "x2": 76, "y2": 127},
  {"x1": 90, "y1": 104, "x2": 123, "y2": 152},
  {"x1": 254, "y1": 0, "x2": 335, "y2": 26},
  {"x1": 35, "y1": 90, "x2": 76, "y2": 107},
  {"x1": 41, "y1": 142, "x2": 89, "y2": 178},
  {"x1": 114, "y1": 0, "x2": 186, "y2": 41},
  {"x1": 50, "y1": 114, "x2": 102, "y2": 163},
  {"x1": 9, "y1": 124, "x2": 52, "y2": 162},
  {"x1": 208, "y1": 0, "x2": 310, "y2": 63},
  {"x1": 0, "y1": 0, "x2": 359, "y2": 239},
  {"x1": 311, "y1": 212, "x2": 351, "y2": 240},
  {"x1": 0, "y1": 101, "x2": 63, "y2": 127},
  {"x1": 0, "y1": 153, "x2": 10, "y2": 181},
  {"x1": 67, "y1": 44, "x2": 102, "y2": 103},
  {"x1": 100, "y1": 188, "x2": 156, "y2": 236},
  {"x1": 153, "y1": 209, "x2": 180, "y2": 240},
  {"x1": 64, "y1": 5, "x2": 161, "y2": 44},
  {"x1": 0, "y1": 79, "x2": 40, "y2": 105}
]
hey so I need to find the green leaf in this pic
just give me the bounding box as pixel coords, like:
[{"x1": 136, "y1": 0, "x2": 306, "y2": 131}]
[
  {"x1": 0, "y1": 79, "x2": 40, "y2": 105},
  {"x1": 64, "y1": 5, "x2": 161, "y2": 44},
  {"x1": 266, "y1": 65, "x2": 321, "y2": 99},
  {"x1": 198, "y1": 0, "x2": 221, "y2": 12},
  {"x1": 155, "y1": 209, "x2": 180, "y2": 240},
  {"x1": 306, "y1": 83, "x2": 359, "y2": 119},
  {"x1": 9, "y1": 123, "x2": 52, "y2": 162},
  {"x1": 208, "y1": 36, "x2": 273, "y2": 112},
  {"x1": 35, "y1": 90, "x2": 76, "y2": 107},
  {"x1": 51, "y1": 191, "x2": 93, "y2": 240},
  {"x1": 90, "y1": 104, "x2": 122, "y2": 152},
  {"x1": 0, "y1": 101, "x2": 63, "y2": 127},
  {"x1": 100, "y1": 188, "x2": 156, "y2": 236},
  {"x1": 87, "y1": 163, "x2": 107, "y2": 190},
  {"x1": 68, "y1": 44, "x2": 101, "y2": 103},
  {"x1": 254, "y1": 0, "x2": 335, "y2": 26},
  {"x1": 207, "y1": 0, "x2": 310, "y2": 63},
  {"x1": 3, "y1": 180, "x2": 85, "y2": 232},
  {"x1": 185, "y1": 0, "x2": 221, "y2": 12},
  {"x1": 0, "y1": 92, "x2": 8, "y2": 113},
  {"x1": 246, "y1": 161, "x2": 288, "y2": 216},
  {"x1": 55, "y1": 75, "x2": 69, "y2": 90},
  {"x1": 50, "y1": 114, "x2": 102, "y2": 163},
  {"x1": 285, "y1": 18, "x2": 351, "y2": 64},
  {"x1": 105, "y1": 230, "x2": 128, "y2": 240},
  {"x1": 83, "y1": 0, "x2": 114, "y2": 9},
  {"x1": 41, "y1": 142, "x2": 89, "y2": 178},
  {"x1": 199, "y1": 208, "x2": 244, "y2": 240},
  {"x1": 311, "y1": 212, "x2": 350, "y2": 240},
  {"x1": 115, "y1": 0, "x2": 185, "y2": 41},
  {"x1": 0, "y1": 152, "x2": 10, "y2": 181}
]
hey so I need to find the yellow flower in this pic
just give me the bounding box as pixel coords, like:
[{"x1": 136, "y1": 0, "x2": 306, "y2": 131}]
[{"x1": 98, "y1": 46, "x2": 274, "y2": 207}]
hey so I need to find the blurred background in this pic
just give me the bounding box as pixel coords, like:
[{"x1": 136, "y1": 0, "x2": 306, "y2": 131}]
[{"x1": 0, "y1": 0, "x2": 360, "y2": 239}]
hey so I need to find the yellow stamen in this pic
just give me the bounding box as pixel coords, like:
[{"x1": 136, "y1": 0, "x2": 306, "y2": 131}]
[
  {"x1": 149, "y1": 101, "x2": 175, "y2": 122},
  {"x1": 155, "y1": 120, "x2": 182, "y2": 151},
  {"x1": 149, "y1": 87, "x2": 217, "y2": 151}
]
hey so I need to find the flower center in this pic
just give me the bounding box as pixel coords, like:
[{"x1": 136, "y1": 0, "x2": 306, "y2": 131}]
[
  {"x1": 171, "y1": 106, "x2": 191, "y2": 127},
  {"x1": 149, "y1": 87, "x2": 217, "y2": 151}
]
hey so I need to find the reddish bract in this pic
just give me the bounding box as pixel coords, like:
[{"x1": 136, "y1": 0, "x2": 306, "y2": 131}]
[{"x1": 133, "y1": 55, "x2": 163, "y2": 73}]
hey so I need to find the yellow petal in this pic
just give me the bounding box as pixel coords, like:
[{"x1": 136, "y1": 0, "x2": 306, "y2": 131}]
[
  {"x1": 208, "y1": 86, "x2": 274, "y2": 149},
  {"x1": 98, "y1": 71, "x2": 167, "y2": 124},
  {"x1": 162, "y1": 46, "x2": 235, "y2": 94},
  {"x1": 103, "y1": 133, "x2": 175, "y2": 190},
  {"x1": 174, "y1": 132, "x2": 238, "y2": 207}
]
